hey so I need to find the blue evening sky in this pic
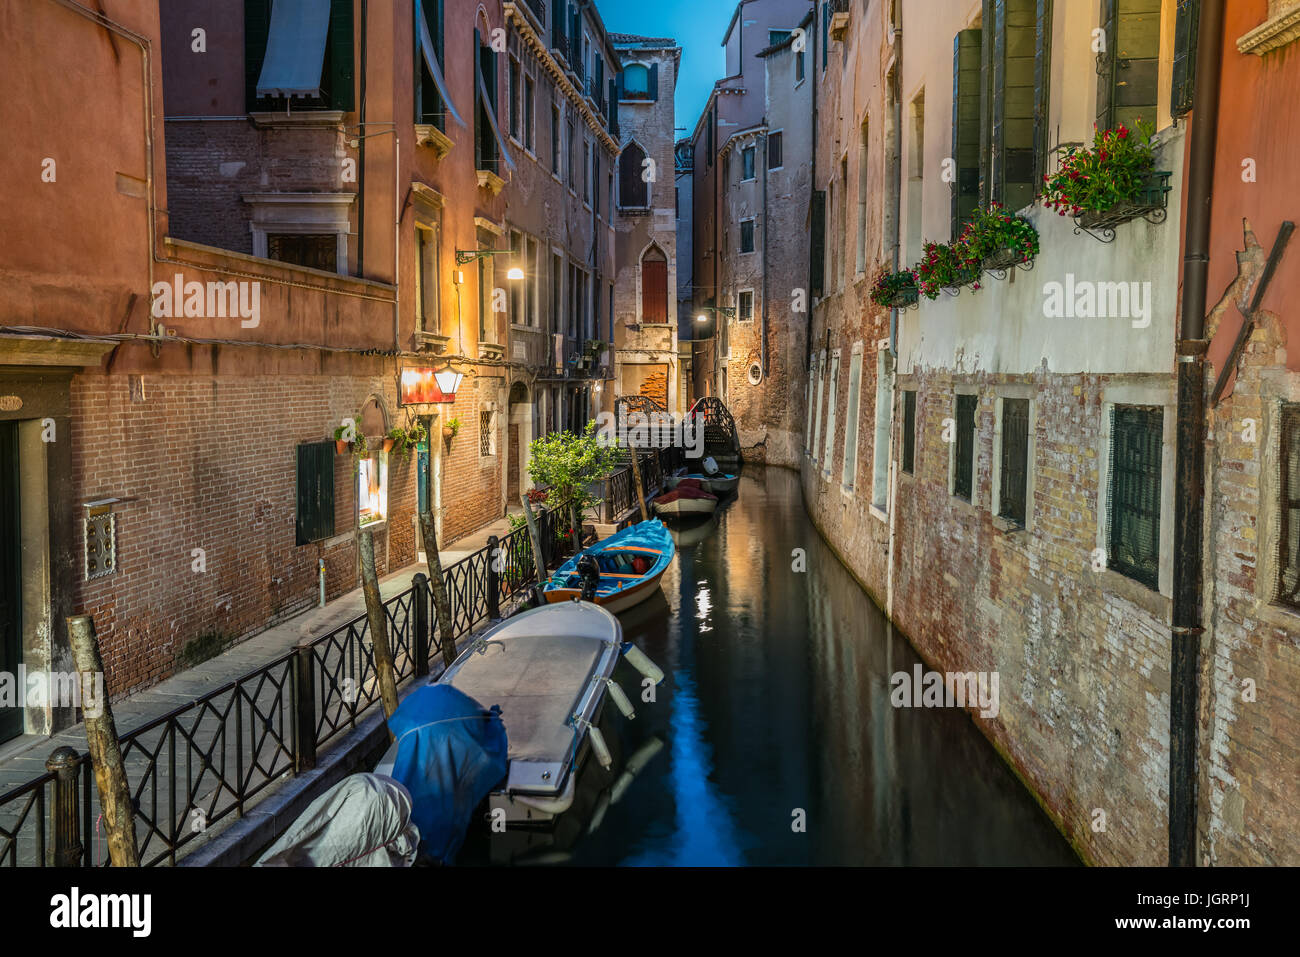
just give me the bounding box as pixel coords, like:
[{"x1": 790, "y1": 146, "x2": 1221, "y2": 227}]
[{"x1": 597, "y1": 0, "x2": 736, "y2": 136}]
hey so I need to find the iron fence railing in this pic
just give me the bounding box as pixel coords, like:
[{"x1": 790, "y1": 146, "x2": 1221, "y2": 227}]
[{"x1": 0, "y1": 506, "x2": 583, "y2": 868}]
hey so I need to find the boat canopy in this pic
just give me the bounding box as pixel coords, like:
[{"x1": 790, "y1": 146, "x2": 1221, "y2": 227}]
[{"x1": 256, "y1": 773, "x2": 420, "y2": 867}]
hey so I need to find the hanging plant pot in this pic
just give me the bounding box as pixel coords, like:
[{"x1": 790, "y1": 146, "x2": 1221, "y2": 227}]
[
  {"x1": 383, "y1": 438, "x2": 395, "y2": 453},
  {"x1": 982, "y1": 247, "x2": 1029, "y2": 271},
  {"x1": 335, "y1": 440, "x2": 350, "y2": 455},
  {"x1": 442, "y1": 426, "x2": 455, "y2": 440}
]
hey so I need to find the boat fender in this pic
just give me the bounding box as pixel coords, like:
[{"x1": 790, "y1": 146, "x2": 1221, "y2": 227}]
[
  {"x1": 620, "y1": 643, "x2": 665, "y2": 685},
  {"x1": 602, "y1": 677, "x2": 635, "y2": 720},
  {"x1": 587, "y1": 725, "x2": 613, "y2": 770}
]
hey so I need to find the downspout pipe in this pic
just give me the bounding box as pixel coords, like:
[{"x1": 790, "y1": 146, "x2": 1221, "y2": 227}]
[
  {"x1": 805, "y1": 7, "x2": 818, "y2": 377},
  {"x1": 1169, "y1": 0, "x2": 1224, "y2": 870},
  {"x1": 761, "y1": 130, "x2": 769, "y2": 376}
]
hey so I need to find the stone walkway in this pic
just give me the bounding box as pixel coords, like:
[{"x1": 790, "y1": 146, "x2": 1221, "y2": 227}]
[{"x1": 0, "y1": 512, "x2": 522, "y2": 866}]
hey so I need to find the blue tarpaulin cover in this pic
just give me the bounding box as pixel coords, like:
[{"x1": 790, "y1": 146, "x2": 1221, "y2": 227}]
[{"x1": 387, "y1": 684, "x2": 508, "y2": 864}]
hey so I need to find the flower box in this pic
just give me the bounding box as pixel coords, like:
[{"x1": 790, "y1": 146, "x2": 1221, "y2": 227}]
[{"x1": 1075, "y1": 170, "x2": 1173, "y2": 240}]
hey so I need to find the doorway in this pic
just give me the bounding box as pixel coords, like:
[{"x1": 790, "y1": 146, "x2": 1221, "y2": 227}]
[{"x1": 0, "y1": 422, "x2": 22, "y2": 742}]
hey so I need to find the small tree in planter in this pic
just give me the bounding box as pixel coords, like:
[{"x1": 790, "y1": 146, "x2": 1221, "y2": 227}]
[
  {"x1": 869, "y1": 266, "x2": 919, "y2": 309},
  {"x1": 913, "y1": 241, "x2": 981, "y2": 299},
  {"x1": 958, "y1": 204, "x2": 1040, "y2": 274},
  {"x1": 1042, "y1": 120, "x2": 1168, "y2": 225},
  {"x1": 526, "y1": 422, "x2": 622, "y2": 557}
]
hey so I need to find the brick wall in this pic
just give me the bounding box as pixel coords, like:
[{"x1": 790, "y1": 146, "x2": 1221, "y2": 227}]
[{"x1": 70, "y1": 370, "x2": 418, "y2": 698}]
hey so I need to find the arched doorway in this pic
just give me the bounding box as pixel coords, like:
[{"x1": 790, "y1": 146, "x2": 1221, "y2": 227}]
[{"x1": 507, "y1": 380, "x2": 532, "y2": 507}]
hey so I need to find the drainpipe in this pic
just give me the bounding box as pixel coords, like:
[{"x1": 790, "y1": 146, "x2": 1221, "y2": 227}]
[
  {"x1": 358, "y1": 0, "x2": 368, "y2": 276},
  {"x1": 1169, "y1": 0, "x2": 1224, "y2": 869},
  {"x1": 761, "y1": 130, "x2": 769, "y2": 376},
  {"x1": 805, "y1": 10, "x2": 818, "y2": 377},
  {"x1": 888, "y1": 9, "x2": 903, "y2": 355}
]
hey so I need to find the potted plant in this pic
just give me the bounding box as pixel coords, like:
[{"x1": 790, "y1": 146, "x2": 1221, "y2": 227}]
[
  {"x1": 442, "y1": 417, "x2": 461, "y2": 441},
  {"x1": 350, "y1": 432, "x2": 370, "y2": 463},
  {"x1": 333, "y1": 424, "x2": 352, "y2": 455},
  {"x1": 1042, "y1": 120, "x2": 1170, "y2": 234},
  {"x1": 383, "y1": 431, "x2": 397, "y2": 453},
  {"x1": 913, "y1": 241, "x2": 981, "y2": 299},
  {"x1": 958, "y1": 204, "x2": 1040, "y2": 274},
  {"x1": 869, "y1": 266, "x2": 919, "y2": 308}
]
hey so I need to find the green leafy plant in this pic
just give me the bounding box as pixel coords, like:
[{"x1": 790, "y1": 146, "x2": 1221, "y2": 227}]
[
  {"x1": 912, "y1": 241, "x2": 980, "y2": 299},
  {"x1": 957, "y1": 204, "x2": 1040, "y2": 270},
  {"x1": 350, "y1": 432, "x2": 369, "y2": 462},
  {"x1": 1042, "y1": 120, "x2": 1157, "y2": 217},
  {"x1": 869, "y1": 266, "x2": 919, "y2": 308},
  {"x1": 526, "y1": 421, "x2": 622, "y2": 528}
]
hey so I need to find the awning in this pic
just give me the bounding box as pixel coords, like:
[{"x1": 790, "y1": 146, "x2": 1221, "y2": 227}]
[
  {"x1": 256, "y1": 0, "x2": 332, "y2": 99},
  {"x1": 416, "y1": 0, "x2": 465, "y2": 127},
  {"x1": 478, "y1": 63, "x2": 517, "y2": 172}
]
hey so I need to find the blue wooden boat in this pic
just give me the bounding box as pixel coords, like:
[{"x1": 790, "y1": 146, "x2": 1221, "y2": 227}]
[
  {"x1": 665, "y1": 472, "x2": 739, "y2": 495},
  {"x1": 543, "y1": 520, "x2": 675, "y2": 614}
]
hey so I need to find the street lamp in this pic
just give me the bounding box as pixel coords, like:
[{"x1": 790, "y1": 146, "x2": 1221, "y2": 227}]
[{"x1": 455, "y1": 248, "x2": 527, "y2": 281}]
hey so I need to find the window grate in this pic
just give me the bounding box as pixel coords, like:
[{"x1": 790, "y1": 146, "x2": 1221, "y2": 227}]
[
  {"x1": 999, "y1": 398, "x2": 1030, "y2": 526},
  {"x1": 1108, "y1": 404, "x2": 1162, "y2": 589},
  {"x1": 954, "y1": 393, "x2": 977, "y2": 501},
  {"x1": 480, "y1": 410, "x2": 494, "y2": 456},
  {"x1": 1278, "y1": 405, "x2": 1300, "y2": 609},
  {"x1": 902, "y1": 390, "x2": 917, "y2": 474}
]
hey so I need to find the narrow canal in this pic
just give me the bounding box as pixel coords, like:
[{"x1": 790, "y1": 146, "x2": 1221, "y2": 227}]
[{"x1": 472, "y1": 466, "x2": 1080, "y2": 866}]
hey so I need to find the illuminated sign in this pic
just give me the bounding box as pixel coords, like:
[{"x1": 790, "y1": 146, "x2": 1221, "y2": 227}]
[{"x1": 399, "y1": 367, "x2": 454, "y2": 405}]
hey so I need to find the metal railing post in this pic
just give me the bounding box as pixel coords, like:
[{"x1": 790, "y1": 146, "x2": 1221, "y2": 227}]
[
  {"x1": 412, "y1": 573, "x2": 430, "y2": 677},
  {"x1": 293, "y1": 640, "x2": 317, "y2": 772},
  {"x1": 46, "y1": 747, "x2": 82, "y2": 868},
  {"x1": 486, "y1": 535, "x2": 501, "y2": 620}
]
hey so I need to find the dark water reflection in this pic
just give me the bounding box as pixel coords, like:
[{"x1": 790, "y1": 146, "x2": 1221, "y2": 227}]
[{"x1": 512, "y1": 466, "x2": 1078, "y2": 866}]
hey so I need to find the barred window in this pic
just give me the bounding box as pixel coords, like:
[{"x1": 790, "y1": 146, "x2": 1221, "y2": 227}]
[
  {"x1": 901, "y1": 390, "x2": 917, "y2": 474},
  {"x1": 1278, "y1": 405, "x2": 1300, "y2": 609},
  {"x1": 999, "y1": 399, "x2": 1030, "y2": 527},
  {"x1": 1108, "y1": 405, "x2": 1163, "y2": 590},
  {"x1": 479, "y1": 410, "x2": 495, "y2": 456},
  {"x1": 953, "y1": 393, "x2": 977, "y2": 501}
]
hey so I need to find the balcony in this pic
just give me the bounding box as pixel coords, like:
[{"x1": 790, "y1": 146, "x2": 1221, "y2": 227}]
[
  {"x1": 518, "y1": 0, "x2": 546, "y2": 32},
  {"x1": 830, "y1": 0, "x2": 850, "y2": 40}
]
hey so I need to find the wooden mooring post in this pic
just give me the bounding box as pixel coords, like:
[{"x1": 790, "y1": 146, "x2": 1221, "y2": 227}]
[
  {"x1": 418, "y1": 509, "x2": 459, "y2": 669},
  {"x1": 66, "y1": 615, "x2": 139, "y2": 867},
  {"x1": 521, "y1": 494, "x2": 549, "y2": 587},
  {"x1": 629, "y1": 450, "x2": 649, "y2": 523},
  {"x1": 358, "y1": 530, "x2": 400, "y2": 734}
]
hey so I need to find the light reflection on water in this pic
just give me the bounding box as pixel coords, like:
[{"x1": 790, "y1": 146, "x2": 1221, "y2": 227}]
[{"x1": 503, "y1": 466, "x2": 1079, "y2": 866}]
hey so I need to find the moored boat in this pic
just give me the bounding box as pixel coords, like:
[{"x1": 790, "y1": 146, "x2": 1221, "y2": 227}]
[
  {"x1": 665, "y1": 472, "x2": 740, "y2": 495},
  {"x1": 653, "y1": 484, "x2": 718, "y2": 517},
  {"x1": 542, "y1": 519, "x2": 675, "y2": 615}
]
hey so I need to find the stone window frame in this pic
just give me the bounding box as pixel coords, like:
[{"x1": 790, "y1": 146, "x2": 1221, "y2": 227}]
[
  {"x1": 895, "y1": 373, "x2": 919, "y2": 481},
  {"x1": 244, "y1": 193, "x2": 355, "y2": 276},
  {"x1": 735, "y1": 287, "x2": 755, "y2": 323},
  {"x1": 989, "y1": 383, "x2": 1038, "y2": 536},
  {"x1": 842, "y1": 340, "x2": 866, "y2": 496},
  {"x1": 812, "y1": 349, "x2": 827, "y2": 464},
  {"x1": 412, "y1": 185, "x2": 444, "y2": 344},
  {"x1": 868, "y1": 339, "x2": 894, "y2": 515},
  {"x1": 1095, "y1": 379, "x2": 1177, "y2": 618},
  {"x1": 739, "y1": 217, "x2": 757, "y2": 255},
  {"x1": 1254, "y1": 374, "x2": 1300, "y2": 631},
  {"x1": 1238, "y1": 1, "x2": 1300, "y2": 55},
  {"x1": 478, "y1": 399, "x2": 499, "y2": 464},
  {"x1": 822, "y1": 349, "x2": 841, "y2": 480}
]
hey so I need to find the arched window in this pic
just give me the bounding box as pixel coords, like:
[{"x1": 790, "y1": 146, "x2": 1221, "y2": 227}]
[
  {"x1": 641, "y1": 245, "x2": 668, "y2": 324},
  {"x1": 623, "y1": 64, "x2": 650, "y2": 98},
  {"x1": 619, "y1": 142, "x2": 649, "y2": 209}
]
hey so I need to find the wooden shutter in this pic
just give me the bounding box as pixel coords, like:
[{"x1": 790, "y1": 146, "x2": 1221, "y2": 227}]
[
  {"x1": 1096, "y1": 0, "x2": 1118, "y2": 130},
  {"x1": 979, "y1": 0, "x2": 994, "y2": 208},
  {"x1": 642, "y1": 258, "x2": 668, "y2": 323},
  {"x1": 608, "y1": 78, "x2": 619, "y2": 134},
  {"x1": 620, "y1": 144, "x2": 647, "y2": 207},
  {"x1": 296, "y1": 442, "x2": 336, "y2": 546},
  {"x1": 1033, "y1": 0, "x2": 1053, "y2": 194},
  {"x1": 951, "y1": 29, "x2": 983, "y2": 239},
  {"x1": 329, "y1": 0, "x2": 355, "y2": 111},
  {"x1": 810, "y1": 189, "x2": 827, "y2": 298},
  {"x1": 987, "y1": 0, "x2": 1037, "y2": 210},
  {"x1": 244, "y1": 0, "x2": 272, "y2": 113},
  {"x1": 648, "y1": 63, "x2": 659, "y2": 101},
  {"x1": 1171, "y1": 0, "x2": 1200, "y2": 118}
]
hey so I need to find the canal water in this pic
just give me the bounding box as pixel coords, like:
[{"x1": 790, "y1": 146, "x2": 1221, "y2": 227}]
[{"x1": 470, "y1": 466, "x2": 1080, "y2": 866}]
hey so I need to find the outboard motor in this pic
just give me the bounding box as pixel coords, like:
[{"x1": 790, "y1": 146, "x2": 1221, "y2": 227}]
[{"x1": 576, "y1": 554, "x2": 601, "y2": 602}]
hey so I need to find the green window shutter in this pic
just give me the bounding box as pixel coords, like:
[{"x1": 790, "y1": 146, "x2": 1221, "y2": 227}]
[
  {"x1": 648, "y1": 63, "x2": 659, "y2": 102},
  {"x1": 244, "y1": 0, "x2": 272, "y2": 114},
  {"x1": 329, "y1": 0, "x2": 355, "y2": 112},
  {"x1": 296, "y1": 442, "x2": 336, "y2": 546},
  {"x1": 810, "y1": 189, "x2": 827, "y2": 298},
  {"x1": 1171, "y1": 0, "x2": 1200, "y2": 118},
  {"x1": 979, "y1": 0, "x2": 994, "y2": 208},
  {"x1": 988, "y1": 0, "x2": 1037, "y2": 211},
  {"x1": 1099, "y1": 0, "x2": 1161, "y2": 132},
  {"x1": 951, "y1": 28, "x2": 983, "y2": 240},
  {"x1": 1033, "y1": 0, "x2": 1053, "y2": 195},
  {"x1": 1096, "y1": 0, "x2": 1117, "y2": 131}
]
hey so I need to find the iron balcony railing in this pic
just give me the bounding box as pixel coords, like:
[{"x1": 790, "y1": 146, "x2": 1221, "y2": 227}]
[{"x1": 0, "y1": 508, "x2": 573, "y2": 867}]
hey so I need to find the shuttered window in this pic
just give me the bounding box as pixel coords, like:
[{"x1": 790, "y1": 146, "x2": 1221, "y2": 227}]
[
  {"x1": 641, "y1": 254, "x2": 668, "y2": 324},
  {"x1": 811, "y1": 190, "x2": 827, "y2": 297},
  {"x1": 902, "y1": 390, "x2": 917, "y2": 474},
  {"x1": 244, "y1": 0, "x2": 354, "y2": 113},
  {"x1": 619, "y1": 142, "x2": 648, "y2": 208},
  {"x1": 740, "y1": 219, "x2": 755, "y2": 254},
  {"x1": 1278, "y1": 406, "x2": 1300, "y2": 609},
  {"x1": 999, "y1": 398, "x2": 1030, "y2": 527},
  {"x1": 951, "y1": 29, "x2": 982, "y2": 239},
  {"x1": 1108, "y1": 405, "x2": 1162, "y2": 589},
  {"x1": 982, "y1": 0, "x2": 1038, "y2": 211},
  {"x1": 296, "y1": 441, "x2": 336, "y2": 546},
  {"x1": 1096, "y1": 0, "x2": 1161, "y2": 133},
  {"x1": 416, "y1": 0, "x2": 446, "y2": 128},
  {"x1": 954, "y1": 394, "x2": 977, "y2": 501},
  {"x1": 1033, "y1": 0, "x2": 1053, "y2": 193},
  {"x1": 769, "y1": 132, "x2": 784, "y2": 170},
  {"x1": 843, "y1": 352, "x2": 864, "y2": 490},
  {"x1": 1171, "y1": 0, "x2": 1200, "y2": 118}
]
